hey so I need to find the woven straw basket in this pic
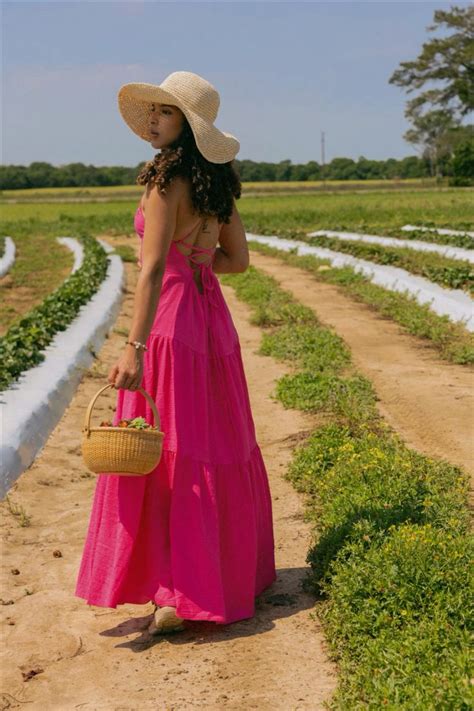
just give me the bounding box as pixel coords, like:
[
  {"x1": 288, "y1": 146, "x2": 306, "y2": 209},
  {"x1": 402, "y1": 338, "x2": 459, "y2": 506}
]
[{"x1": 81, "y1": 383, "x2": 165, "y2": 476}]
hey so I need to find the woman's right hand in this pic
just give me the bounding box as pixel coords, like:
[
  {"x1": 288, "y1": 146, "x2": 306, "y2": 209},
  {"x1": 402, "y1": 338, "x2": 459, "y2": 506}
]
[{"x1": 108, "y1": 346, "x2": 144, "y2": 391}]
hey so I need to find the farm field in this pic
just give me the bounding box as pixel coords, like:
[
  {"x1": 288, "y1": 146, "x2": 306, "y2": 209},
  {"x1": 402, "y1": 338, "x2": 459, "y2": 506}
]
[
  {"x1": 2, "y1": 186, "x2": 473, "y2": 357},
  {"x1": 0, "y1": 176, "x2": 457, "y2": 202},
  {"x1": 1, "y1": 184, "x2": 472, "y2": 708},
  {"x1": 1, "y1": 182, "x2": 473, "y2": 229}
]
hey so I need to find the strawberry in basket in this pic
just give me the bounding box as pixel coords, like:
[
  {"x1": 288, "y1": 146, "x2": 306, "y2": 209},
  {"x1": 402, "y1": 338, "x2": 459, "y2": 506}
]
[{"x1": 99, "y1": 417, "x2": 156, "y2": 430}]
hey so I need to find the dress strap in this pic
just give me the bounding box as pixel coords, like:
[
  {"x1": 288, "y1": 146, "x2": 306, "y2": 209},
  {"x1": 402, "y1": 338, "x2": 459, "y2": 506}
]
[
  {"x1": 174, "y1": 218, "x2": 202, "y2": 245},
  {"x1": 174, "y1": 219, "x2": 217, "y2": 261}
]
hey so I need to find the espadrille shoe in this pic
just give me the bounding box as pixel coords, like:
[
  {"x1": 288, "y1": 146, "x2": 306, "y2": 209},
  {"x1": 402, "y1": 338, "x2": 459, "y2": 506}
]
[{"x1": 148, "y1": 605, "x2": 185, "y2": 635}]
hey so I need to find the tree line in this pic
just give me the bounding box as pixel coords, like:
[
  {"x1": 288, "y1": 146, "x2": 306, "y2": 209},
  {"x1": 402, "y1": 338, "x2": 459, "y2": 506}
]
[{"x1": 0, "y1": 148, "x2": 471, "y2": 191}]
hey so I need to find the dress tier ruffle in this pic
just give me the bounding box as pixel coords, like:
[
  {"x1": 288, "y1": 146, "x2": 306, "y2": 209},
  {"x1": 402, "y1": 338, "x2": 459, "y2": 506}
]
[{"x1": 74, "y1": 206, "x2": 277, "y2": 624}]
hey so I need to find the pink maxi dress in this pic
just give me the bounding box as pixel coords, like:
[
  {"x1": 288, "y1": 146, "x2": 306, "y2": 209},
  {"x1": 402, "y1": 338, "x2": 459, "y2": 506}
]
[{"x1": 74, "y1": 204, "x2": 277, "y2": 624}]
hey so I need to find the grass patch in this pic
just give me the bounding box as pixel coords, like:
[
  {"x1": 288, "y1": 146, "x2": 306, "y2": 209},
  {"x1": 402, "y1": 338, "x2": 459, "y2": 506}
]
[
  {"x1": 221, "y1": 265, "x2": 472, "y2": 709},
  {"x1": 4, "y1": 494, "x2": 32, "y2": 527},
  {"x1": 236, "y1": 190, "x2": 474, "y2": 240},
  {"x1": 113, "y1": 244, "x2": 137, "y2": 263},
  {"x1": 2, "y1": 188, "x2": 473, "y2": 241}
]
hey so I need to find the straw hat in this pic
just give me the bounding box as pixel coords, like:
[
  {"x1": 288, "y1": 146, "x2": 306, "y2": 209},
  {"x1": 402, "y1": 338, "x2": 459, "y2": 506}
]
[{"x1": 117, "y1": 70, "x2": 240, "y2": 164}]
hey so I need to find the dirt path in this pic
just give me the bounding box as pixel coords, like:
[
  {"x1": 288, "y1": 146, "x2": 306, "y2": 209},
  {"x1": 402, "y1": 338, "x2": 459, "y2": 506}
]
[
  {"x1": 249, "y1": 250, "x2": 474, "y2": 487},
  {"x1": 1, "y1": 237, "x2": 337, "y2": 710}
]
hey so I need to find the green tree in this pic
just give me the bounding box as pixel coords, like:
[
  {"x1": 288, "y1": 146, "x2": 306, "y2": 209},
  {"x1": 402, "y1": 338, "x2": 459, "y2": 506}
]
[
  {"x1": 328, "y1": 157, "x2": 357, "y2": 180},
  {"x1": 389, "y1": 5, "x2": 474, "y2": 178},
  {"x1": 389, "y1": 5, "x2": 474, "y2": 118},
  {"x1": 274, "y1": 159, "x2": 293, "y2": 181},
  {"x1": 403, "y1": 109, "x2": 459, "y2": 178},
  {"x1": 451, "y1": 137, "x2": 474, "y2": 185}
]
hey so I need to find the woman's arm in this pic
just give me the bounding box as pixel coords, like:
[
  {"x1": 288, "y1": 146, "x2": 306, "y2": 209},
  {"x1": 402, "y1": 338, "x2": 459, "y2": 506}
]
[
  {"x1": 127, "y1": 181, "x2": 181, "y2": 344},
  {"x1": 108, "y1": 182, "x2": 181, "y2": 391},
  {"x1": 213, "y1": 199, "x2": 249, "y2": 274},
  {"x1": 126, "y1": 270, "x2": 165, "y2": 344},
  {"x1": 212, "y1": 246, "x2": 247, "y2": 273}
]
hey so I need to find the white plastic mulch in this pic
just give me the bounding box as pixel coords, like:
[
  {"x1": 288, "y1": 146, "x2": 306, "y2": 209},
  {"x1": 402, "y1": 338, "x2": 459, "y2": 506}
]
[
  {"x1": 0, "y1": 237, "x2": 16, "y2": 277},
  {"x1": 246, "y1": 233, "x2": 474, "y2": 332},
  {"x1": 56, "y1": 236, "x2": 85, "y2": 272},
  {"x1": 401, "y1": 225, "x2": 474, "y2": 240},
  {"x1": 55, "y1": 236, "x2": 114, "y2": 273},
  {"x1": 307, "y1": 230, "x2": 474, "y2": 264},
  {"x1": 0, "y1": 239, "x2": 124, "y2": 498},
  {"x1": 96, "y1": 238, "x2": 116, "y2": 254}
]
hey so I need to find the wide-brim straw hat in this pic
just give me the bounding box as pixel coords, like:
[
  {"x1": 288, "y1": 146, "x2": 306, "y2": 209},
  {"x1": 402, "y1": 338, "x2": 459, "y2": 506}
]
[{"x1": 117, "y1": 70, "x2": 240, "y2": 164}]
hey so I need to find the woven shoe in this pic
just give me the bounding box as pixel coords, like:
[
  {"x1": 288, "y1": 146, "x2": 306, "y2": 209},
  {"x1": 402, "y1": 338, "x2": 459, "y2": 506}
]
[{"x1": 148, "y1": 605, "x2": 185, "y2": 635}]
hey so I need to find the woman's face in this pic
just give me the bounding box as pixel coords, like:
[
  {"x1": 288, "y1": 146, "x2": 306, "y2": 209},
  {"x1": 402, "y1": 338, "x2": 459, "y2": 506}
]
[{"x1": 148, "y1": 102, "x2": 185, "y2": 148}]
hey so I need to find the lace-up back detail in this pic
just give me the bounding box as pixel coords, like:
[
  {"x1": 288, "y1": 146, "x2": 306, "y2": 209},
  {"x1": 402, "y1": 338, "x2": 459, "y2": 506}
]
[
  {"x1": 135, "y1": 204, "x2": 218, "y2": 301},
  {"x1": 173, "y1": 231, "x2": 216, "y2": 269},
  {"x1": 173, "y1": 230, "x2": 217, "y2": 299}
]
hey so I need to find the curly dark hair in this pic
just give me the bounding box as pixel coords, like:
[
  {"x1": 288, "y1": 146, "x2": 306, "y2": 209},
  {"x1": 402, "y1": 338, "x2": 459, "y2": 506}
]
[{"x1": 136, "y1": 111, "x2": 241, "y2": 224}]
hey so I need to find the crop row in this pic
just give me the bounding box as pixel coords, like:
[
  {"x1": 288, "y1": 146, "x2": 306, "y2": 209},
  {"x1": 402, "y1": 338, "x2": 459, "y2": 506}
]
[
  {"x1": 303, "y1": 233, "x2": 473, "y2": 293},
  {"x1": 221, "y1": 265, "x2": 472, "y2": 709},
  {"x1": 373, "y1": 225, "x2": 473, "y2": 249},
  {"x1": 246, "y1": 239, "x2": 474, "y2": 366},
  {"x1": 0, "y1": 233, "x2": 109, "y2": 392}
]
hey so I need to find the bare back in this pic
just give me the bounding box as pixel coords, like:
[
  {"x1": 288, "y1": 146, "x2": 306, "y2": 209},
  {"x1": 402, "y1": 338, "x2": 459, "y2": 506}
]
[{"x1": 140, "y1": 179, "x2": 222, "y2": 267}]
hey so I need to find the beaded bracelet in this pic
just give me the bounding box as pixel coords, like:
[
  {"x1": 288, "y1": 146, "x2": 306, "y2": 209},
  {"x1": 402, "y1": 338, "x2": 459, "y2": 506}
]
[{"x1": 125, "y1": 339, "x2": 148, "y2": 352}]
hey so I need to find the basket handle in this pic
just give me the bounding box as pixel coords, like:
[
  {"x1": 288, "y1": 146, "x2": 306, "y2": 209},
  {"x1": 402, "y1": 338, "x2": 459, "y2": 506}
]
[{"x1": 83, "y1": 383, "x2": 161, "y2": 434}]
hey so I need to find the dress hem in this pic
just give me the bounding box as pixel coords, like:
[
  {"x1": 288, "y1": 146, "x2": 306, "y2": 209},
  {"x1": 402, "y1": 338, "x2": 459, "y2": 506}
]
[{"x1": 74, "y1": 571, "x2": 278, "y2": 625}]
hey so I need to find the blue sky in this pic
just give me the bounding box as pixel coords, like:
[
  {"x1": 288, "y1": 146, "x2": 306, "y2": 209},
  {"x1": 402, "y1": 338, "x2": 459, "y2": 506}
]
[{"x1": 3, "y1": 1, "x2": 471, "y2": 167}]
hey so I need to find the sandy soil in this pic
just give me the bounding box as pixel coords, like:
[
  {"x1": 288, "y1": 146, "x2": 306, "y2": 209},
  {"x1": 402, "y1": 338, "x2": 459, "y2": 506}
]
[
  {"x1": 248, "y1": 250, "x2": 474, "y2": 490},
  {"x1": 0, "y1": 237, "x2": 337, "y2": 710}
]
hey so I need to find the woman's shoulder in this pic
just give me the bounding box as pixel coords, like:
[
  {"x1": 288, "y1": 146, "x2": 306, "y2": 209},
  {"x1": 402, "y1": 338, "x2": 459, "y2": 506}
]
[{"x1": 143, "y1": 176, "x2": 189, "y2": 203}]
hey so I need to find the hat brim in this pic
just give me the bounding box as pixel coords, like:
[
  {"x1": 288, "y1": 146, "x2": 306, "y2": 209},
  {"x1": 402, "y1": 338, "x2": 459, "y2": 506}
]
[{"x1": 117, "y1": 83, "x2": 239, "y2": 164}]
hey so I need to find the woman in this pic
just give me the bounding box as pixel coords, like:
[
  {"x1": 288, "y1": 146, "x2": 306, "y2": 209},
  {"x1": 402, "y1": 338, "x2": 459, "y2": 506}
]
[{"x1": 75, "y1": 71, "x2": 277, "y2": 634}]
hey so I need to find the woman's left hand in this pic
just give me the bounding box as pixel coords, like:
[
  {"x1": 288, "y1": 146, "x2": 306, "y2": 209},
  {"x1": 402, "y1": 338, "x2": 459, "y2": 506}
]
[{"x1": 108, "y1": 346, "x2": 144, "y2": 391}]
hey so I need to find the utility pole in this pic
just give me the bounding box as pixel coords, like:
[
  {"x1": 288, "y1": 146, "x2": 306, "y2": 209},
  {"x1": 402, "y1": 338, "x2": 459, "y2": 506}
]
[{"x1": 321, "y1": 131, "x2": 326, "y2": 188}]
